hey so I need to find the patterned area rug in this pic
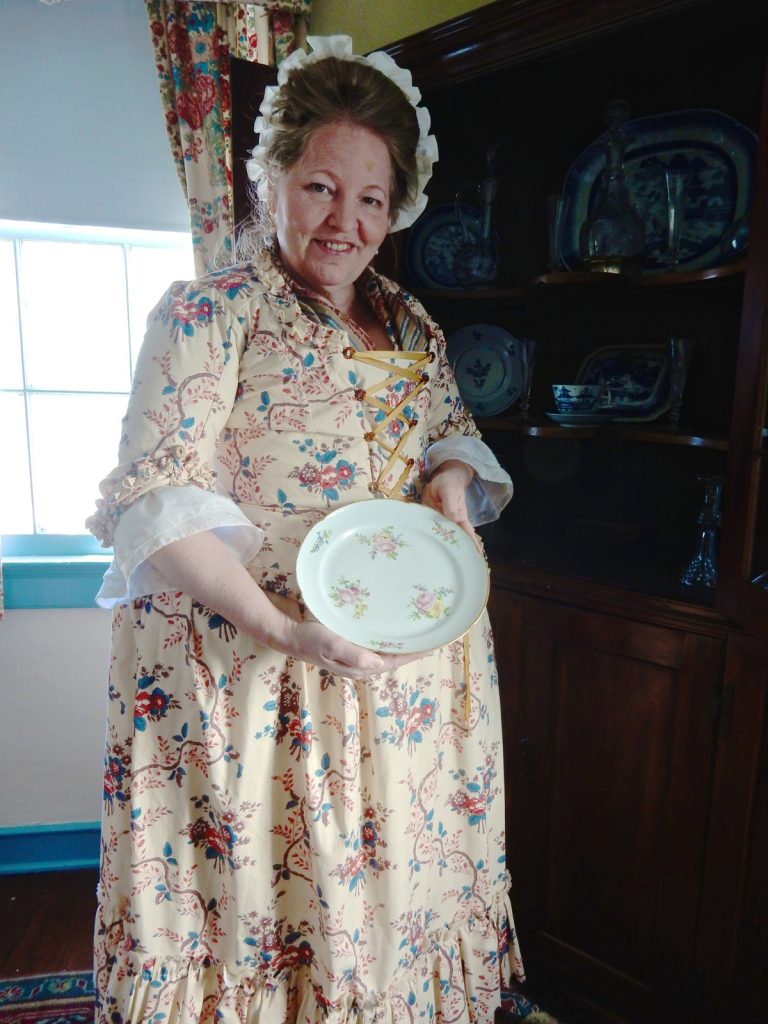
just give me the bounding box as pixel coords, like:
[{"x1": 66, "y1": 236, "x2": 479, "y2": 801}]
[
  {"x1": 0, "y1": 972, "x2": 93, "y2": 1024},
  {"x1": 0, "y1": 972, "x2": 554, "y2": 1023}
]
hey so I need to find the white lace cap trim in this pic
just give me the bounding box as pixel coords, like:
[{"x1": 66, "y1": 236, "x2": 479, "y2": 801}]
[
  {"x1": 245, "y1": 34, "x2": 438, "y2": 232},
  {"x1": 425, "y1": 436, "x2": 514, "y2": 527},
  {"x1": 94, "y1": 487, "x2": 264, "y2": 609}
]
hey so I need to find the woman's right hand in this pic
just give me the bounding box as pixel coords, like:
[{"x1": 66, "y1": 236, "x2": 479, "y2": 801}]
[{"x1": 284, "y1": 618, "x2": 428, "y2": 678}]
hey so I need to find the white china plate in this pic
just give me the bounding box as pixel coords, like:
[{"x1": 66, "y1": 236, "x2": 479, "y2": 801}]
[
  {"x1": 296, "y1": 501, "x2": 489, "y2": 655},
  {"x1": 546, "y1": 411, "x2": 613, "y2": 427},
  {"x1": 446, "y1": 324, "x2": 523, "y2": 416}
]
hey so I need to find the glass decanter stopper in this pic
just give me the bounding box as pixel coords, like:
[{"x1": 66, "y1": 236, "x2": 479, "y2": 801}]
[
  {"x1": 680, "y1": 475, "x2": 724, "y2": 589},
  {"x1": 579, "y1": 100, "x2": 646, "y2": 275}
]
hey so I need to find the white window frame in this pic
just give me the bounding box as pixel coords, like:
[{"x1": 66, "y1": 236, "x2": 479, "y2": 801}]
[{"x1": 1, "y1": 219, "x2": 193, "y2": 607}]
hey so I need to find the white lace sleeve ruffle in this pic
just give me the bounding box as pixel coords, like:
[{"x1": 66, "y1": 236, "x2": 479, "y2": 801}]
[
  {"x1": 425, "y1": 436, "x2": 513, "y2": 527},
  {"x1": 95, "y1": 486, "x2": 264, "y2": 609}
]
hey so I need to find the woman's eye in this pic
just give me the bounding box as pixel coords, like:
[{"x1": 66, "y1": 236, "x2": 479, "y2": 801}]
[
  {"x1": 308, "y1": 182, "x2": 330, "y2": 195},
  {"x1": 362, "y1": 196, "x2": 384, "y2": 208}
]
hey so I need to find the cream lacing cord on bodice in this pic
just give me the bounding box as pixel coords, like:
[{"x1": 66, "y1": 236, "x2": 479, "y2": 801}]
[
  {"x1": 342, "y1": 345, "x2": 435, "y2": 500},
  {"x1": 343, "y1": 344, "x2": 473, "y2": 723}
]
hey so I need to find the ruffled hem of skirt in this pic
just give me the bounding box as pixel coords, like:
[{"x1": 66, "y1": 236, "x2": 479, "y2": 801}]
[{"x1": 96, "y1": 891, "x2": 525, "y2": 1023}]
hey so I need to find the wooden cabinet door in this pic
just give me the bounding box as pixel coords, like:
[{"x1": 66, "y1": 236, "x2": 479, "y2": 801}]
[{"x1": 493, "y1": 592, "x2": 724, "y2": 1022}]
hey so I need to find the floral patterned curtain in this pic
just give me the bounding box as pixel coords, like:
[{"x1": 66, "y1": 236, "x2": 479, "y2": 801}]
[{"x1": 146, "y1": 1, "x2": 310, "y2": 274}]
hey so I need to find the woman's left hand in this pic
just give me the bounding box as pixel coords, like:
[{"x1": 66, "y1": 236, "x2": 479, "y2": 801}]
[{"x1": 421, "y1": 459, "x2": 482, "y2": 551}]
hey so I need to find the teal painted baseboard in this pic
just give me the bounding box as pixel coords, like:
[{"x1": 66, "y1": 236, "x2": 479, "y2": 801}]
[{"x1": 0, "y1": 821, "x2": 101, "y2": 874}]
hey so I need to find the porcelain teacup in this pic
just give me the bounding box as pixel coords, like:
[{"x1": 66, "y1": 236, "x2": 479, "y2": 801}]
[{"x1": 552, "y1": 383, "x2": 612, "y2": 413}]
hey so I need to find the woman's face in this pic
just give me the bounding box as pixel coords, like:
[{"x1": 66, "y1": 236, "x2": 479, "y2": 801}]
[{"x1": 270, "y1": 121, "x2": 392, "y2": 305}]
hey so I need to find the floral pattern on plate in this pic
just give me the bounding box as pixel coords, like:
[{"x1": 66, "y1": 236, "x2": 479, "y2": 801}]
[
  {"x1": 329, "y1": 577, "x2": 370, "y2": 619},
  {"x1": 355, "y1": 525, "x2": 410, "y2": 560},
  {"x1": 297, "y1": 500, "x2": 489, "y2": 653},
  {"x1": 409, "y1": 584, "x2": 454, "y2": 621}
]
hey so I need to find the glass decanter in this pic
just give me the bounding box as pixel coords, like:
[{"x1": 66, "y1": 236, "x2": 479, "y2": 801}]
[
  {"x1": 454, "y1": 142, "x2": 501, "y2": 287},
  {"x1": 680, "y1": 475, "x2": 724, "y2": 589},
  {"x1": 579, "y1": 100, "x2": 646, "y2": 275}
]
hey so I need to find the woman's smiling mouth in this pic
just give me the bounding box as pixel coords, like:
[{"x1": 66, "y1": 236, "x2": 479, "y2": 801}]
[{"x1": 315, "y1": 239, "x2": 355, "y2": 253}]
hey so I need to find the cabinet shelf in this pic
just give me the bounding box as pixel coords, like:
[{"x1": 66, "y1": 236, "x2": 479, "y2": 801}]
[
  {"x1": 414, "y1": 260, "x2": 746, "y2": 304},
  {"x1": 476, "y1": 416, "x2": 730, "y2": 450}
]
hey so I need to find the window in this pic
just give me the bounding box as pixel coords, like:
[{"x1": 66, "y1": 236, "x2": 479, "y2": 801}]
[
  {"x1": 1, "y1": 220, "x2": 195, "y2": 539},
  {"x1": 1, "y1": 220, "x2": 195, "y2": 606}
]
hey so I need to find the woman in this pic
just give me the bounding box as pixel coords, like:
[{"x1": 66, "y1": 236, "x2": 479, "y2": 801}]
[{"x1": 88, "y1": 36, "x2": 523, "y2": 1023}]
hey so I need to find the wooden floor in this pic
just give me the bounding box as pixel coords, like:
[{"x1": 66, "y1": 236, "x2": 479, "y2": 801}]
[{"x1": 0, "y1": 869, "x2": 97, "y2": 977}]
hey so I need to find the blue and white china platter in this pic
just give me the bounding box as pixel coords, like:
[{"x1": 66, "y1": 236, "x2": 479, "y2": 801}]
[
  {"x1": 296, "y1": 501, "x2": 489, "y2": 654},
  {"x1": 560, "y1": 109, "x2": 757, "y2": 273},
  {"x1": 575, "y1": 344, "x2": 670, "y2": 422},
  {"x1": 446, "y1": 324, "x2": 523, "y2": 416},
  {"x1": 406, "y1": 203, "x2": 501, "y2": 289},
  {"x1": 546, "y1": 411, "x2": 613, "y2": 427}
]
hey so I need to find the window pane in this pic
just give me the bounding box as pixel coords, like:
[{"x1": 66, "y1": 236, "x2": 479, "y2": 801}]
[
  {"x1": 126, "y1": 242, "x2": 195, "y2": 373},
  {"x1": 27, "y1": 392, "x2": 127, "y2": 534},
  {"x1": 18, "y1": 240, "x2": 131, "y2": 392},
  {"x1": 0, "y1": 240, "x2": 23, "y2": 388},
  {"x1": 0, "y1": 392, "x2": 33, "y2": 532}
]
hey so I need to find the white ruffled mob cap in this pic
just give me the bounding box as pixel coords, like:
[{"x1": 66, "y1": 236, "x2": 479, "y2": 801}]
[{"x1": 245, "y1": 35, "x2": 438, "y2": 232}]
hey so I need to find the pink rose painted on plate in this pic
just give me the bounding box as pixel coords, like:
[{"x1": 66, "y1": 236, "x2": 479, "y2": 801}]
[
  {"x1": 329, "y1": 577, "x2": 370, "y2": 619},
  {"x1": 409, "y1": 584, "x2": 453, "y2": 621},
  {"x1": 356, "y1": 526, "x2": 409, "y2": 561}
]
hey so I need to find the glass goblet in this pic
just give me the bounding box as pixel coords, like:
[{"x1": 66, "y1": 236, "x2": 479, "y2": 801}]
[
  {"x1": 667, "y1": 336, "x2": 695, "y2": 426},
  {"x1": 518, "y1": 337, "x2": 538, "y2": 419}
]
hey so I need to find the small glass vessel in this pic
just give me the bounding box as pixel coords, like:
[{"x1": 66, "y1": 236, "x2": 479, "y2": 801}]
[
  {"x1": 579, "y1": 100, "x2": 646, "y2": 275},
  {"x1": 517, "y1": 337, "x2": 537, "y2": 419},
  {"x1": 680, "y1": 475, "x2": 725, "y2": 589}
]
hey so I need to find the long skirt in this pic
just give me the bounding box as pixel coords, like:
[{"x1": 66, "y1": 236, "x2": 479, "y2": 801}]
[{"x1": 95, "y1": 590, "x2": 524, "y2": 1023}]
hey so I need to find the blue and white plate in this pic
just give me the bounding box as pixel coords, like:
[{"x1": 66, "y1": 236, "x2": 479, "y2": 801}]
[
  {"x1": 406, "y1": 203, "x2": 500, "y2": 289},
  {"x1": 560, "y1": 109, "x2": 757, "y2": 272},
  {"x1": 575, "y1": 345, "x2": 670, "y2": 422},
  {"x1": 446, "y1": 324, "x2": 523, "y2": 416}
]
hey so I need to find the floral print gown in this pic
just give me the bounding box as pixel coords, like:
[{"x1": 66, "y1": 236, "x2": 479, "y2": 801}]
[{"x1": 88, "y1": 251, "x2": 524, "y2": 1023}]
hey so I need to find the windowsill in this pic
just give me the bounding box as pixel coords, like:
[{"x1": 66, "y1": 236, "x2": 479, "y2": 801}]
[{"x1": 3, "y1": 555, "x2": 112, "y2": 609}]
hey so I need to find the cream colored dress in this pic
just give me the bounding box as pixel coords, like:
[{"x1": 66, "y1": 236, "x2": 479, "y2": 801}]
[{"x1": 88, "y1": 252, "x2": 524, "y2": 1023}]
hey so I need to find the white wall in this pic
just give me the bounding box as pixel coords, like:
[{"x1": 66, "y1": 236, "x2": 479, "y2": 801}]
[
  {"x1": 0, "y1": 0, "x2": 189, "y2": 230},
  {"x1": 0, "y1": 609, "x2": 110, "y2": 826},
  {"x1": 0, "y1": 0, "x2": 188, "y2": 828}
]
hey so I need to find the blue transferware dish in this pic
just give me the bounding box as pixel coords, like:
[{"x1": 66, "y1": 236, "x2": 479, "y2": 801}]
[
  {"x1": 560, "y1": 109, "x2": 757, "y2": 273},
  {"x1": 446, "y1": 323, "x2": 523, "y2": 416},
  {"x1": 406, "y1": 203, "x2": 501, "y2": 289},
  {"x1": 576, "y1": 344, "x2": 670, "y2": 421}
]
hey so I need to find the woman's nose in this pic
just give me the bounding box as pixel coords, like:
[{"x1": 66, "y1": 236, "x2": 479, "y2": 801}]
[{"x1": 327, "y1": 194, "x2": 357, "y2": 232}]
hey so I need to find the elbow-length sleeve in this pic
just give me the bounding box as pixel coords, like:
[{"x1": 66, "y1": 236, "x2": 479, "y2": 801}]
[
  {"x1": 421, "y1": 310, "x2": 514, "y2": 526},
  {"x1": 86, "y1": 276, "x2": 252, "y2": 549}
]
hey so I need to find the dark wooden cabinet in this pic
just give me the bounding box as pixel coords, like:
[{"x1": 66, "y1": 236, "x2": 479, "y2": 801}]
[
  {"x1": 385, "y1": 1, "x2": 768, "y2": 1018},
  {"x1": 490, "y1": 585, "x2": 727, "y2": 1020}
]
